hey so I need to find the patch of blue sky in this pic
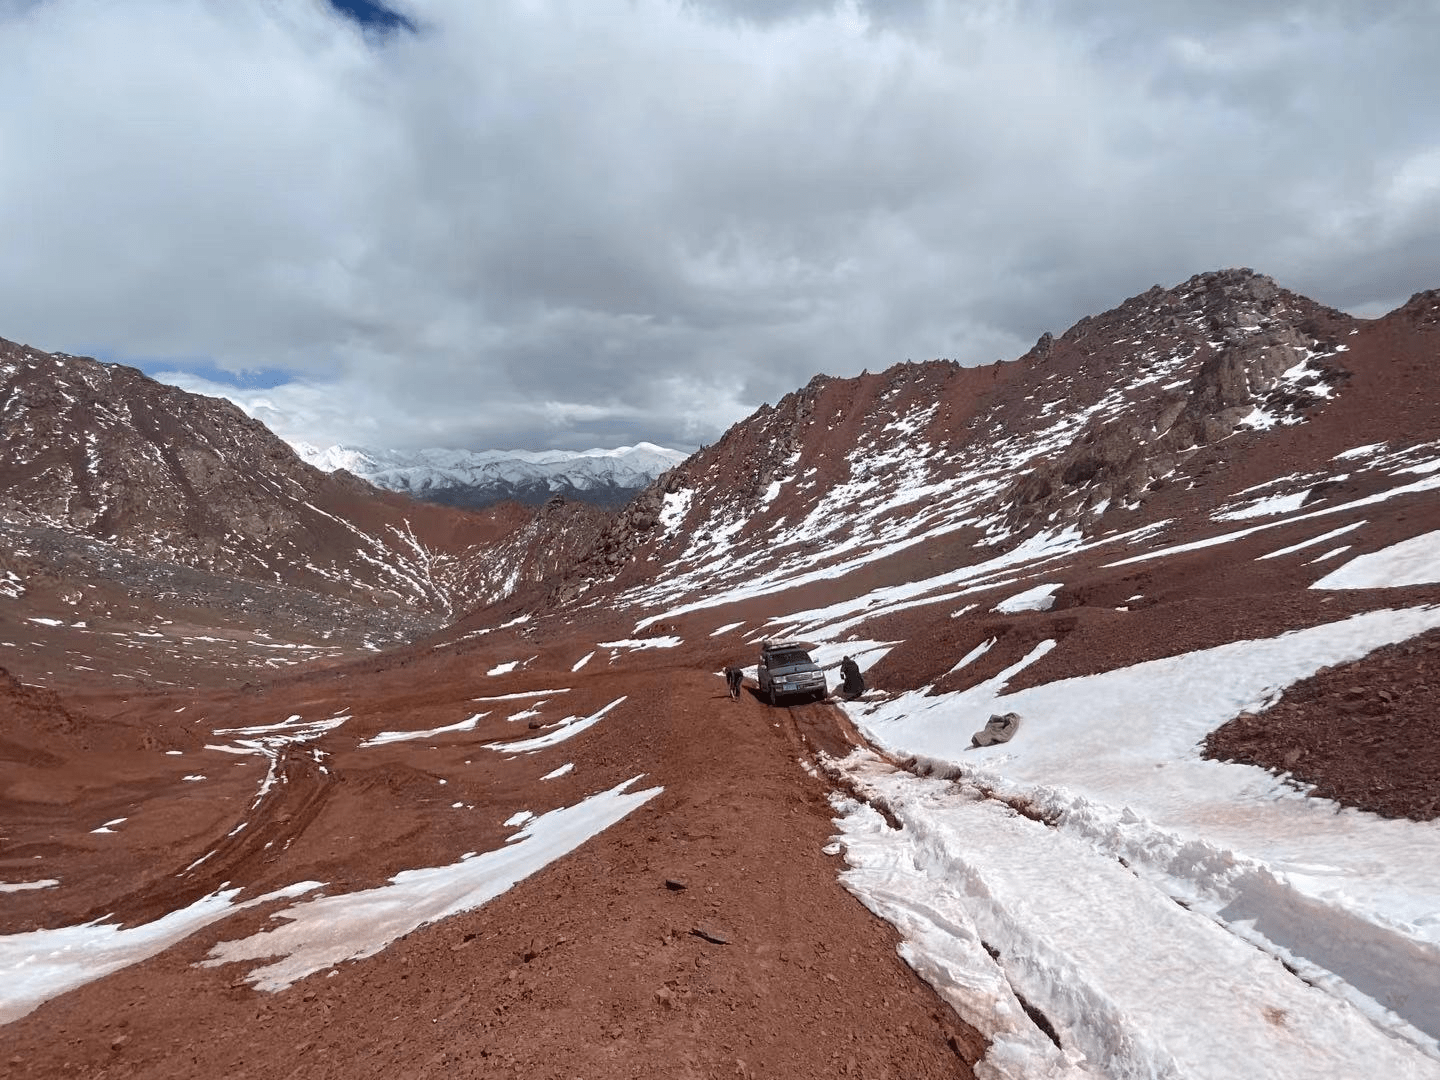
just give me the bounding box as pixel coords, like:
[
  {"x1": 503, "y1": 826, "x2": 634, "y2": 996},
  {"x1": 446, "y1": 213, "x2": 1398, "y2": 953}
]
[
  {"x1": 137, "y1": 359, "x2": 296, "y2": 391},
  {"x1": 71, "y1": 348, "x2": 297, "y2": 391},
  {"x1": 327, "y1": 0, "x2": 416, "y2": 33}
]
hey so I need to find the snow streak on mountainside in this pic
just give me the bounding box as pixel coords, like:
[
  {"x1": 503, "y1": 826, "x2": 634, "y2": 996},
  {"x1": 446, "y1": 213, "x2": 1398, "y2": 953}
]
[{"x1": 292, "y1": 441, "x2": 687, "y2": 510}]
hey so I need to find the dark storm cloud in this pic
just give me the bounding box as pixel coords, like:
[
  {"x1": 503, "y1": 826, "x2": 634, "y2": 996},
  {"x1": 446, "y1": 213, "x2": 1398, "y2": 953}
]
[{"x1": 1, "y1": 0, "x2": 1436, "y2": 451}]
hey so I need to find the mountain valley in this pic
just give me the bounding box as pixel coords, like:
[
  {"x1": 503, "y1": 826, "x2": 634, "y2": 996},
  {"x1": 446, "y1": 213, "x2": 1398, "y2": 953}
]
[{"x1": 3, "y1": 269, "x2": 1440, "y2": 1079}]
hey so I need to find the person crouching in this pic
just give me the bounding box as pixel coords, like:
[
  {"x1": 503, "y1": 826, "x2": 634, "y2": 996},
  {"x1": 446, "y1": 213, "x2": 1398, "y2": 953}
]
[{"x1": 725, "y1": 666, "x2": 744, "y2": 700}]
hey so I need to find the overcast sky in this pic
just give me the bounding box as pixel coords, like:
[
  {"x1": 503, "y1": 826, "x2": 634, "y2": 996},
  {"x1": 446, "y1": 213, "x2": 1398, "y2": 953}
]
[{"x1": 3, "y1": 1, "x2": 1437, "y2": 451}]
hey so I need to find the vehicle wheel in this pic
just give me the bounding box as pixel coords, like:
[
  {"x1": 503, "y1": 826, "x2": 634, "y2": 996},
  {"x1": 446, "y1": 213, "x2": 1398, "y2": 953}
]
[{"x1": 766, "y1": 685, "x2": 776, "y2": 706}]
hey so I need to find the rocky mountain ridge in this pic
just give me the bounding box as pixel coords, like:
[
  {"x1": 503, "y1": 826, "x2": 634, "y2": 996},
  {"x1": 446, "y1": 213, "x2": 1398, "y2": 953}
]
[
  {"x1": 536, "y1": 269, "x2": 1412, "y2": 618},
  {"x1": 6, "y1": 268, "x2": 1434, "y2": 685}
]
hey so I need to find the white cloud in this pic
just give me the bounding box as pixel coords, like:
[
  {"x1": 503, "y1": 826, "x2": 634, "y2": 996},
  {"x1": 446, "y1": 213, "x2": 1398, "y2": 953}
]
[{"x1": 2, "y1": 0, "x2": 1436, "y2": 450}]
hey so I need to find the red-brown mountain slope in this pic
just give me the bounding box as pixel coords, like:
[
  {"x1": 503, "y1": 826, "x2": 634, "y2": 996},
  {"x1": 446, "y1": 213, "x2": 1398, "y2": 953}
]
[{"x1": 0, "y1": 340, "x2": 615, "y2": 687}]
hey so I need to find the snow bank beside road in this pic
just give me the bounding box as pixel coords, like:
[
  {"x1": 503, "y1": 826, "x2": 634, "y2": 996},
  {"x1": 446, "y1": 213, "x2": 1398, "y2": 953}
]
[
  {"x1": 835, "y1": 606, "x2": 1440, "y2": 1076},
  {"x1": 835, "y1": 755, "x2": 1440, "y2": 1080}
]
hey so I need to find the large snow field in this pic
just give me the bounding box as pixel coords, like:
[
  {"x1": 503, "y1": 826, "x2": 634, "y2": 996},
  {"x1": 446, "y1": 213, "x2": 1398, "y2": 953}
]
[{"x1": 833, "y1": 606, "x2": 1440, "y2": 1078}]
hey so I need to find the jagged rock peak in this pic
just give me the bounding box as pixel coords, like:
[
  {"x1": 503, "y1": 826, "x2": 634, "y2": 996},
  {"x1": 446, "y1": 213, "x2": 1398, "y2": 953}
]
[
  {"x1": 1396, "y1": 288, "x2": 1440, "y2": 327},
  {"x1": 995, "y1": 270, "x2": 1358, "y2": 535},
  {"x1": 1050, "y1": 267, "x2": 1346, "y2": 363},
  {"x1": 1025, "y1": 331, "x2": 1056, "y2": 363}
]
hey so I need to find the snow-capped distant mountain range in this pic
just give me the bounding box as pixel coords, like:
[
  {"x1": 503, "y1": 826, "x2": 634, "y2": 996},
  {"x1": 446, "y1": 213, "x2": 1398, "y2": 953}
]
[{"x1": 292, "y1": 441, "x2": 689, "y2": 509}]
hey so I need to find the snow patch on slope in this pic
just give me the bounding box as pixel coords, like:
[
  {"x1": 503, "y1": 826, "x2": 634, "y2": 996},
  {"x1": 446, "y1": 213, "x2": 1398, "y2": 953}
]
[
  {"x1": 201, "y1": 777, "x2": 661, "y2": 991},
  {"x1": 993, "y1": 583, "x2": 1062, "y2": 613},
  {"x1": 0, "y1": 882, "x2": 322, "y2": 1024},
  {"x1": 1311, "y1": 531, "x2": 1440, "y2": 590}
]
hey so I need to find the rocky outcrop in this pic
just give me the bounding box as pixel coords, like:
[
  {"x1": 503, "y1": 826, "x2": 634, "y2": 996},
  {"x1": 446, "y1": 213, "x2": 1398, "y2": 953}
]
[
  {"x1": 1022, "y1": 331, "x2": 1055, "y2": 363},
  {"x1": 451, "y1": 495, "x2": 616, "y2": 612},
  {"x1": 544, "y1": 473, "x2": 682, "y2": 604},
  {"x1": 1395, "y1": 288, "x2": 1440, "y2": 329},
  {"x1": 997, "y1": 270, "x2": 1355, "y2": 532}
]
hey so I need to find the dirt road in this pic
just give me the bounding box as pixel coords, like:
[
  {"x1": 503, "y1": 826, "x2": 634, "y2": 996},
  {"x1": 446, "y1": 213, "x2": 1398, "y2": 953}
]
[{"x1": 1, "y1": 660, "x2": 983, "y2": 1079}]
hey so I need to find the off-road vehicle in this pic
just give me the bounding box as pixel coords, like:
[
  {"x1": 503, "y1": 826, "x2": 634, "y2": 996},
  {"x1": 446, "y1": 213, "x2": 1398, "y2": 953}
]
[{"x1": 756, "y1": 641, "x2": 827, "y2": 705}]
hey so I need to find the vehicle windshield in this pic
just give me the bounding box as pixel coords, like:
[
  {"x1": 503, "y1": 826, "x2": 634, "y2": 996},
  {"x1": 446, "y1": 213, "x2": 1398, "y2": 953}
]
[{"x1": 768, "y1": 649, "x2": 811, "y2": 666}]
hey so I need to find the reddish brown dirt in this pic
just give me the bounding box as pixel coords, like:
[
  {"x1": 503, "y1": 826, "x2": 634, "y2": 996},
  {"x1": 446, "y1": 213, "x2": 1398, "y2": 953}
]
[
  {"x1": 1204, "y1": 627, "x2": 1440, "y2": 821},
  {"x1": 9, "y1": 462, "x2": 1437, "y2": 1076},
  {"x1": 0, "y1": 645, "x2": 984, "y2": 1079}
]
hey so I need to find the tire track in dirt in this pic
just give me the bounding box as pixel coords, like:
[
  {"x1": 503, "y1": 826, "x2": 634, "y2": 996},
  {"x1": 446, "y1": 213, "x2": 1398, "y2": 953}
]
[
  {"x1": 84, "y1": 748, "x2": 336, "y2": 928},
  {"x1": 767, "y1": 693, "x2": 911, "y2": 830},
  {"x1": 776, "y1": 697, "x2": 865, "y2": 761}
]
